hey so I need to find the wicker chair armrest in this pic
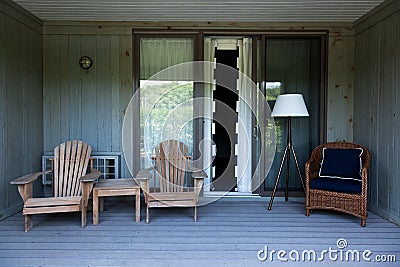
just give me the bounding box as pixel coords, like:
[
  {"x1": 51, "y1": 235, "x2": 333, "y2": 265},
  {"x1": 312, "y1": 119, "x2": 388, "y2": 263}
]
[
  {"x1": 360, "y1": 167, "x2": 368, "y2": 196},
  {"x1": 361, "y1": 167, "x2": 368, "y2": 179},
  {"x1": 305, "y1": 159, "x2": 320, "y2": 181},
  {"x1": 361, "y1": 159, "x2": 370, "y2": 170}
]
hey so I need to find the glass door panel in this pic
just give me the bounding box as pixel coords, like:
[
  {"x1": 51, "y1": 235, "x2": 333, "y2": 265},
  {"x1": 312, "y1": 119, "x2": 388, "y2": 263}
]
[
  {"x1": 263, "y1": 37, "x2": 323, "y2": 193},
  {"x1": 138, "y1": 37, "x2": 195, "y2": 169}
]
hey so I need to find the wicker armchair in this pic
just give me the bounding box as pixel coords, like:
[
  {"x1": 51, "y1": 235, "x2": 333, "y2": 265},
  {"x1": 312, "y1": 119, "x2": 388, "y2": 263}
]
[{"x1": 305, "y1": 142, "x2": 370, "y2": 227}]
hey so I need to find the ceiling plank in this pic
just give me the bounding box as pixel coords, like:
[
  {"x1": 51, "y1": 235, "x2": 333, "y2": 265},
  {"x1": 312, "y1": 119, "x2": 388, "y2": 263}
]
[{"x1": 12, "y1": 0, "x2": 385, "y2": 22}]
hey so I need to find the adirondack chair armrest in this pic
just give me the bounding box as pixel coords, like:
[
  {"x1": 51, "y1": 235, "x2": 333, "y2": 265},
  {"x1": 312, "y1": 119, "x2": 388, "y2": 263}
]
[
  {"x1": 191, "y1": 170, "x2": 207, "y2": 179},
  {"x1": 79, "y1": 169, "x2": 100, "y2": 209},
  {"x1": 10, "y1": 171, "x2": 51, "y2": 203},
  {"x1": 191, "y1": 170, "x2": 206, "y2": 198},
  {"x1": 135, "y1": 168, "x2": 153, "y2": 185},
  {"x1": 10, "y1": 172, "x2": 46, "y2": 185},
  {"x1": 193, "y1": 176, "x2": 204, "y2": 188},
  {"x1": 79, "y1": 169, "x2": 101, "y2": 183},
  {"x1": 135, "y1": 168, "x2": 153, "y2": 180},
  {"x1": 134, "y1": 168, "x2": 153, "y2": 202}
]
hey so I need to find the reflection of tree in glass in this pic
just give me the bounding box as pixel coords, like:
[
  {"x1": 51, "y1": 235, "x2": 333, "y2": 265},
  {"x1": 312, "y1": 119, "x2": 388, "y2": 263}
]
[
  {"x1": 140, "y1": 81, "x2": 194, "y2": 158},
  {"x1": 265, "y1": 83, "x2": 281, "y2": 101},
  {"x1": 265, "y1": 82, "x2": 284, "y2": 152}
]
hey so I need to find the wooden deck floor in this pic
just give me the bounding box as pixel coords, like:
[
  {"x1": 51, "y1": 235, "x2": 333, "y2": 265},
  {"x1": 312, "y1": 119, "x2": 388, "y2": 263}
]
[{"x1": 0, "y1": 197, "x2": 399, "y2": 267}]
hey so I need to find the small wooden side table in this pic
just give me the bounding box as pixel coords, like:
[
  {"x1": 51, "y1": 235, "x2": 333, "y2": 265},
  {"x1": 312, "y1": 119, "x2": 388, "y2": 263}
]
[{"x1": 93, "y1": 179, "x2": 141, "y2": 225}]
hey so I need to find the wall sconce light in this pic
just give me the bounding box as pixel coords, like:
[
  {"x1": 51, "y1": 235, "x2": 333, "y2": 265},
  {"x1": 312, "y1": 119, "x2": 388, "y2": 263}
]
[{"x1": 79, "y1": 56, "x2": 93, "y2": 70}]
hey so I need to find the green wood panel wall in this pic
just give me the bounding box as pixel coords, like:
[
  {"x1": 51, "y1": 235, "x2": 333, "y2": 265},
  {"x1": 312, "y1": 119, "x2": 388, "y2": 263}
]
[
  {"x1": 0, "y1": 12, "x2": 5, "y2": 215},
  {"x1": 43, "y1": 33, "x2": 132, "y2": 177},
  {"x1": 42, "y1": 24, "x2": 355, "y2": 180},
  {"x1": 354, "y1": 1, "x2": 400, "y2": 225},
  {"x1": 0, "y1": 7, "x2": 43, "y2": 219},
  {"x1": 327, "y1": 30, "x2": 354, "y2": 142}
]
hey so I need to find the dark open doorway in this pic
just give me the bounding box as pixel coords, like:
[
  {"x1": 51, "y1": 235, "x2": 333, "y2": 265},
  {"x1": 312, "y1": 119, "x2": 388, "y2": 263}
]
[{"x1": 212, "y1": 48, "x2": 239, "y2": 192}]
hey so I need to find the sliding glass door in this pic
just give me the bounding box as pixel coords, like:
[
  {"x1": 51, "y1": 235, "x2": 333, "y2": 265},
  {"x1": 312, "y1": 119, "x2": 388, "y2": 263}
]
[
  {"x1": 131, "y1": 31, "x2": 326, "y2": 196},
  {"x1": 134, "y1": 35, "x2": 196, "y2": 170},
  {"x1": 261, "y1": 36, "x2": 326, "y2": 195}
]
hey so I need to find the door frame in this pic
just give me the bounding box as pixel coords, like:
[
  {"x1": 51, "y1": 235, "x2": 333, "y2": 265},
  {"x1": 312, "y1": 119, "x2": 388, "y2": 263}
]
[{"x1": 131, "y1": 30, "x2": 327, "y2": 196}]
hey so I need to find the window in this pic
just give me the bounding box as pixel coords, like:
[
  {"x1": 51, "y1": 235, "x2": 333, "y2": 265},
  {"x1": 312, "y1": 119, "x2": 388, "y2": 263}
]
[
  {"x1": 41, "y1": 154, "x2": 120, "y2": 185},
  {"x1": 136, "y1": 36, "x2": 195, "y2": 169}
]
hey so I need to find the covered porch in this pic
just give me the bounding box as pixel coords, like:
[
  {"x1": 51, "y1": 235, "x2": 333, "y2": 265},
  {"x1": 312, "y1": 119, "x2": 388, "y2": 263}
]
[
  {"x1": 1, "y1": 0, "x2": 400, "y2": 266},
  {"x1": 0, "y1": 198, "x2": 399, "y2": 266}
]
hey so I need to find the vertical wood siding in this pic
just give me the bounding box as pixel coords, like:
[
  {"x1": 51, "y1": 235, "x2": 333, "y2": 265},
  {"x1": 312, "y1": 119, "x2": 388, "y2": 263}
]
[
  {"x1": 354, "y1": 2, "x2": 400, "y2": 225},
  {"x1": 0, "y1": 12, "x2": 5, "y2": 214},
  {"x1": 0, "y1": 7, "x2": 43, "y2": 218},
  {"x1": 42, "y1": 24, "x2": 355, "y2": 180},
  {"x1": 327, "y1": 28, "x2": 354, "y2": 142},
  {"x1": 43, "y1": 33, "x2": 132, "y2": 176}
]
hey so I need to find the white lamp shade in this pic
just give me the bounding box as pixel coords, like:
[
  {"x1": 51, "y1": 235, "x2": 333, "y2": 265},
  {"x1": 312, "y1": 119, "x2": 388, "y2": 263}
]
[{"x1": 271, "y1": 94, "x2": 309, "y2": 117}]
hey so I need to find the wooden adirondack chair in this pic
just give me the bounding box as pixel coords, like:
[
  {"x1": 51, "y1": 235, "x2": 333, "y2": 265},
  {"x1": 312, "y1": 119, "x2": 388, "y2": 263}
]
[
  {"x1": 11, "y1": 140, "x2": 100, "y2": 232},
  {"x1": 135, "y1": 140, "x2": 207, "y2": 223}
]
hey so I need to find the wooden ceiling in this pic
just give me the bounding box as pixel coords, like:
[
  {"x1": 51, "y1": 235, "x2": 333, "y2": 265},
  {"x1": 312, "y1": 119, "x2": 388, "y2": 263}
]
[{"x1": 12, "y1": 0, "x2": 385, "y2": 22}]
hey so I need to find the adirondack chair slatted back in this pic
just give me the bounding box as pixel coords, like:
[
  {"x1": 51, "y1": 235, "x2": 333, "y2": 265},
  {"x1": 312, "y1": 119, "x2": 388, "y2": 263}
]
[
  {"x1": 154, "y1": 140, "x2": 189, "y2": 193},
  {"x1": 53, "y1": 140, "x2": 92, "y2": 197}
]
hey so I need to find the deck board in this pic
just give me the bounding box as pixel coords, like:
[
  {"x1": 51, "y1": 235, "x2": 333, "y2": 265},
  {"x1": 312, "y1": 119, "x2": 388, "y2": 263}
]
[{"x1": 0, "y1": 198, "x2": 399, "y2": 266}]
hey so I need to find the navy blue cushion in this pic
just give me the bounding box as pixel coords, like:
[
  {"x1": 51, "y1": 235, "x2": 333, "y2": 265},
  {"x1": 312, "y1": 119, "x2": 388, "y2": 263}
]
[
  {"x1": 310, "y1": 177, "x2": 362, "y2": 194},
  {"x1": 319, "y1": 148, "x2": 363, "y2": 181}
]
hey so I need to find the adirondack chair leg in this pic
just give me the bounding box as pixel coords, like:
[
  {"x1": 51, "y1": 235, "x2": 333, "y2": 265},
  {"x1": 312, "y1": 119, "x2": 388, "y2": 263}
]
[
  {"x1": 194, "y1": 205, "x2": 197, "y2": 222},
  {"x1": 24, "y1": 215, "x2": 33, "y2": 232},
  {"x1": 146, "y1": 205, "x2": 150, "y2": 224},
  {"x1": 81, "y1": 205, "x2": 87, "y2": 228},
  {"x1": 81, "y1": 181, "x2": 94, "y2": 228}
]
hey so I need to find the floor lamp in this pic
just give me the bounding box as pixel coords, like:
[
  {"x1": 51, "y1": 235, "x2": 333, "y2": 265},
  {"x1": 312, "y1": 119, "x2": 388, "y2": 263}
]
[{"x1": 268, "y1": 94, "x2": 309, "y2": 210}]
